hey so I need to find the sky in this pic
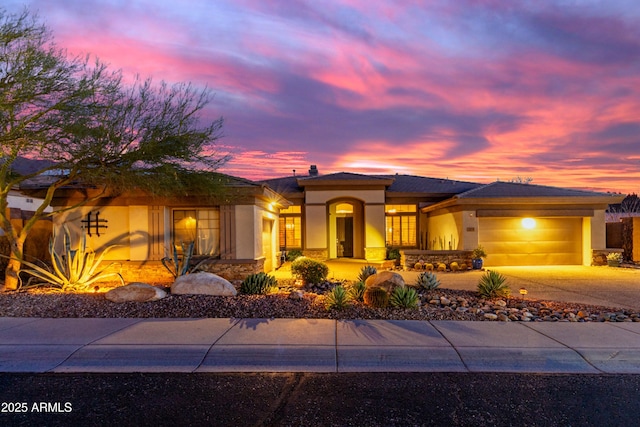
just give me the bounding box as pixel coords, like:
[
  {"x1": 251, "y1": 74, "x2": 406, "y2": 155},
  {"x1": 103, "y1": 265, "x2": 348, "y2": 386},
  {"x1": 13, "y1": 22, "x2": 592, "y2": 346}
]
[{"x1": 5, "y1": 0, "x2": 640, "y2": 193}]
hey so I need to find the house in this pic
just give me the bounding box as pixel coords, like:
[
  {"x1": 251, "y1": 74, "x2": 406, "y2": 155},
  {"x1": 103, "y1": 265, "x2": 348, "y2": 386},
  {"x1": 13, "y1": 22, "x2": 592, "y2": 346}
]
[
  {"x1": 263, "y1": 166, "x2": 623, "y2": 268},
  {"x1": 20, "y1": 165, "x2": 624, "y2": 282}
]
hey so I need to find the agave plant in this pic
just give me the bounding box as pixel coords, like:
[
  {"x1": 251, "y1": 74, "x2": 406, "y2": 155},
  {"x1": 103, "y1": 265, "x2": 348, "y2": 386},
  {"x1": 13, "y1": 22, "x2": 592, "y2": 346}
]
[
  {"x1": 414, "y1": 271, "x2": 440, "y2": 290},
  {"x1": 348, "y1": 281, "x2": 367, "y2": 302},
  {"x1": 240, "y1": 272, "x2": 278, "y2": 295},
  {"x1": 18, "y1": 226, "x2": 123, "y2": 292},
  {"x1": 390, "y1": 286, "x2": 420, "y2": 309},
  {"x1": 477, "y1": 270, "x2": 511, "y2": 299},
  {"x1": 324, "y1": 285, "x2": 352, "y2": 310},
  {"x1": 357, "y1": 265, "x2": 377, "y2": 283}
]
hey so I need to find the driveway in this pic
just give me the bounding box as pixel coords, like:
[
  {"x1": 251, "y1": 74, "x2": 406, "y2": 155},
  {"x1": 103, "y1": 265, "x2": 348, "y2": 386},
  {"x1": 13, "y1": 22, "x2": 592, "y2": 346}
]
[{"x1": 275, "y1": 261, "x2": 640, "y2": 310}]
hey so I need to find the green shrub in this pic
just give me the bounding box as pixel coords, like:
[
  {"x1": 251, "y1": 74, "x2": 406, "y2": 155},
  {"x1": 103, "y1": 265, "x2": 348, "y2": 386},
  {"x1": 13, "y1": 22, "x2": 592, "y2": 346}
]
[
  {"x1": 414, "y1": 271, "x2": 440, "y2": 290},
  {"x1": 291, "y1": 257, "x2": 329, "y2": 284},
  {"x1": 390, "y1": 286, "x2": 420, "y2": 309},
  {"x1": 348, "y1": 281, "x2": 367, "y2": 302},
  {"x1": 240, "y1": 272, "x2": 277, "y2": 295},
  {"x1": 357, "y1": 265, "x2": 377, "y2": 283},
  {"x1": 387, "y1": 247, "x2": 400, "y2": 262},
  {"x1": 477, "y1": 270, "x2": 511, "y2": 299},
  {"x1": 286, "y1": 249, "x2": 303, "y2": 262},
  {"x1": 363, "y1": 286, "x2": 389, "y2": 308},
  {"x1": 324, "y1": 285, "x2": 351, "y2": 310}
]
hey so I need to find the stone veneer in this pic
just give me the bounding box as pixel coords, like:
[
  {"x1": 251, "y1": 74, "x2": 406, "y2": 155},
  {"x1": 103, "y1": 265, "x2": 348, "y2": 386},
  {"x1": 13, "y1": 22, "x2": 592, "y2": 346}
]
[
  {"x1": 302, "y1": 249, "x2": 329, "y2": 260},
  {"x1": 400, "y1": 250, "x2": 474, "y2": 270},
  {"x1": 117, "y1": 258, "x2": 266, "y2": 283}
]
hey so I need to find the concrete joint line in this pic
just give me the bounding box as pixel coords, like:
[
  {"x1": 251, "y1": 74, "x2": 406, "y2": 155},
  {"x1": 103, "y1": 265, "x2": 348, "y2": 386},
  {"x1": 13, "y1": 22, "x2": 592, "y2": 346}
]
[
  {"x1": 196, "y1": 318, "x2": 242, "y2": 372},
  {"x1": 428, "y1": 321, "x2": 470, "y2": 372}
]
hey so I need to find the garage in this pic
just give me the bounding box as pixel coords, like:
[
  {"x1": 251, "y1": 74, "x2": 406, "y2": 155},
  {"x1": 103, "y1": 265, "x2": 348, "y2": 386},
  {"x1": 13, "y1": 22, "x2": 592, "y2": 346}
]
[{"x1": 479, "y1": 217, "x2": 583, "y2": 266}]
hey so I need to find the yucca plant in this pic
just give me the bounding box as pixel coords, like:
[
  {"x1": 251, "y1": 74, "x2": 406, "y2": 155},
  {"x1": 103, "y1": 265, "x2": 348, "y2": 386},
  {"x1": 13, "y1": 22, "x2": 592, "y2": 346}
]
[
  {"x1": 357, "y1": 265, "x2": 377, "y2": 283},
  {"x1": 240, "y1": 272, "x2": 278, "y2": 295},
  {"x1": 348, "y1": 281, "x2": 367, "y2": 302},
  {"x1": 477, "y1": 270, "x2": 511, "y2": 299},
  {"x1": 390, "y1": 286, "x2": 420, "y2": 309},
  {"x1": 18, "y1": 226, "x2": 123, "y2": 292},
  {"x1": 324, "y1": 285, "x2": 352, "y2": 310},
  {"x1": 414, "y1": 271, "x2": 441, "y2": 290}
]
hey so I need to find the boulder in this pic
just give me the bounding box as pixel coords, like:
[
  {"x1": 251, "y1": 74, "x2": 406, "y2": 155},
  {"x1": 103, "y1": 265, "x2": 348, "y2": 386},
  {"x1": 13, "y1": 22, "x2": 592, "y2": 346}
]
[
  {"x1": 171, "y1": 272, "x2": 237, "y2": 296},
  {"x1": 105, "y1": 282, "x2": 167, "y2": 303},
  {"x1": 364, "y1": 271, "x2": 405, "y2": 293}
]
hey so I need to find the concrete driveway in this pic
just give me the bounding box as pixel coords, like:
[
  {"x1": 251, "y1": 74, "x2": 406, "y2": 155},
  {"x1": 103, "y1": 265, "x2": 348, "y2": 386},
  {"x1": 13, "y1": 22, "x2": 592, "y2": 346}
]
[{"x1": 275, "y1": 261, "x2": 640, "y2": 310}]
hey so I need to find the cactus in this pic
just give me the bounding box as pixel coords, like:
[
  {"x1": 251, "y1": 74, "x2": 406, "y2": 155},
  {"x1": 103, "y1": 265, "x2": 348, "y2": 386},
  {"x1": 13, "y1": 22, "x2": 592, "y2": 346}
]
[
  {"x1": 450, "y1": 261, "x2": 460, "y2": 272},
  {"x1": 437, "y1": 263, "x2": 447, "y2": 272},
  {"x1": 414, "y1": 262, "x2": 423, "y2": 270},
  {"x1": 363, "y1": 286, "x2": 389, "y2": 308},
  {"x1": 390, "y1": 286, "x2": 420, "y2": 309},
  {"x1": 425, "y1": 263, "x2": 434, "y2": 271},
  {"x1": 458, "y1": 263, "x2": 467, "y2": 270},
  {"x1": 240, "y1": 272, "x2": 278, "y2": 295},
  {"x1": 414, "y1": 271, "x2": 441, "y2": 290},
  {"x1": 357, "y1": 265, "x2": 378, "y2": 283}
]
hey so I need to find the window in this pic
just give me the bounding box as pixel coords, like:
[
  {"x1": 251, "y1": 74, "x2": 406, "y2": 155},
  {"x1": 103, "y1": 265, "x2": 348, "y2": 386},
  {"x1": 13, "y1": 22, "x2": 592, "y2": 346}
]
[
  {"x1": 173, "y1": 209, "x2": 220, "y2": 256},
  {"x1": 385, "y1": 204, "x2": 417, "y2": 247},
  {"x1": 279, "y1": 205, "x2": 301, "y2": 249}
]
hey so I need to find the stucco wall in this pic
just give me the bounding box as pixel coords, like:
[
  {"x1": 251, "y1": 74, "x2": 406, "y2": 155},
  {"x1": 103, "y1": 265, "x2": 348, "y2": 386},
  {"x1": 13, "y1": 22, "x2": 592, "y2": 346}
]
[{"x1": 427, "y1": 211, "x2": 462, "y2": 250}]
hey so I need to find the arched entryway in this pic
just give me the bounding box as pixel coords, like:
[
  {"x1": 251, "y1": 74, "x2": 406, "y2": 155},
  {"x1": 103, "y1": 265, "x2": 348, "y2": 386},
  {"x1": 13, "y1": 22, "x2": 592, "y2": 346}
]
[{"x1": 328, "y1": 199, "x2": 364, "y2": 259}]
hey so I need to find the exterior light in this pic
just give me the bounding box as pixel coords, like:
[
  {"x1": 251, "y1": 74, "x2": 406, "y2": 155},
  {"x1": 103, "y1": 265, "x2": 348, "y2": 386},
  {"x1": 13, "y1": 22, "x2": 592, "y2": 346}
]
[
  {"x1": 521, "y1": 218, "x2": 536, "y2": 229},
  {"x1": 519, "y1": 287, "x2": 528, "y2": 300}
]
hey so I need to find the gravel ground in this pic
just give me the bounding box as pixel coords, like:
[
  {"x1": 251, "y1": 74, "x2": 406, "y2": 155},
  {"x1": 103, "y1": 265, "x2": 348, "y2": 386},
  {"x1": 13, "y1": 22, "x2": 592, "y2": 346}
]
[{"x1": 0, "y1": 283, "x2": 638, "y2": 322}]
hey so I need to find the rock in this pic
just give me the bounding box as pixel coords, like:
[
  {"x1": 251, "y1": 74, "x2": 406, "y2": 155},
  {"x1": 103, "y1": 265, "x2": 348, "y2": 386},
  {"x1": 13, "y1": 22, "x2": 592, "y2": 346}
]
[
  {"x1": 365, "y1": 271, "x2": 405, "y2": 293},
  {"x1": 484, "y1": 313, "x2": 498, "y2": 320},
  {"x1": 440, "y1": 297, "x2": 451, "y2": 306},
  {"x1": 171, "y1": 272, "x2": 237, "y2": 296},
  {"x1": 494, "y1": 300, "x2": 507, "y2": 307},
  {"x1": 105, "y1": 282, "x2": 167, "y2": 303},
  {"x1": 289, "y1": 290, "x2": 304, "y2": 300}
]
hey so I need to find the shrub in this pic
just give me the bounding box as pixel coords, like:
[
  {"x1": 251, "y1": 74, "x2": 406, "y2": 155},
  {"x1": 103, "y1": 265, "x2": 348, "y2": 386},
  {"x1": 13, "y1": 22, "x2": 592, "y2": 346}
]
[
  {"x1": 348, "y1": 281, "x2": 367, "y2": 302},
  {"x1": 436, "y1": 263, "x2": 447, "y2": 272},
  {"x1": 477, "y1": 270, "x2": 511, "y2": 299},
  {"x1": 357, "y1": 265, "x2": 377, "y2": 283},
  {"x1": 390, "y1": 286, "x2": 420, "y2": 309},
  {"x1": 450, "y1": 261, "x2": 460, "y2": 272},
  {"x1": 363, "y1": 286, "x2": 389, "y2": 308},
  {"x1": 425, "y1": 263, "x2": 434, "y2": 271},
  {"x1": 240, "y1": 272, "x2": 277, "y2": 295},
  {"x1": 324, "y1": 285, "x2": 351, "y2": 310},
  {"x1": 286, "y1": 249, "x2": 303, "y2": 262},
  {"x1": 414, "y1": 262, "x2": 423, "y2": 270},
  {"x1": 458, "y1": 263, "x2": 467, "y2": 270},
  {"x1": 291, "y1": 257, "x2": 329, "y2": 284},
  {"x1": 387, "y1": 247, "x2": 400, "y2": 262},
  {"x1": 415, "y1": 271, "x2": 440, "y2": 290}
]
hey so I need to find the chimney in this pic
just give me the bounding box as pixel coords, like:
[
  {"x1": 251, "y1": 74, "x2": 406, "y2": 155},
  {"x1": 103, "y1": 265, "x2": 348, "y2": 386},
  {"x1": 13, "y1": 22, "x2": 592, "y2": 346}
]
[{"x1": 308, "y1": 165, "x2": 318, "y2": 176}]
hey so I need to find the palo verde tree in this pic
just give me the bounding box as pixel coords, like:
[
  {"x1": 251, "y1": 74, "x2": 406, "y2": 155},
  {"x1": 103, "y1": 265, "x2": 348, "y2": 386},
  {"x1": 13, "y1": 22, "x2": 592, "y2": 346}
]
[{"x1": 0, "y1": 9, "x2": 227, "y2": 291}]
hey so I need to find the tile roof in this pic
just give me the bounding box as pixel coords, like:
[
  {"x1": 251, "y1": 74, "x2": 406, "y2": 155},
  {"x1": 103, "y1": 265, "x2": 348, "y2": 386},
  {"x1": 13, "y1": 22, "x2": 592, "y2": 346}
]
[
  {"x1": 378, "y1": 174, "x2": 481, "y2": 194},
  {"x1": 455, "y1": 181, "x2": 617, "y2": 199}
]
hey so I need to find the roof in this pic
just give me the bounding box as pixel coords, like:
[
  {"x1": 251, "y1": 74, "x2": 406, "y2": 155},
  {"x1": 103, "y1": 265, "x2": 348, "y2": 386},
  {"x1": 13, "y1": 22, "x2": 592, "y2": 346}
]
[
  {"x1": 379, "y1": 174, "x2": 481, "y2": 194},
  {"x1": 456, "y1": 181, "x2": 619, "y2": 199}
]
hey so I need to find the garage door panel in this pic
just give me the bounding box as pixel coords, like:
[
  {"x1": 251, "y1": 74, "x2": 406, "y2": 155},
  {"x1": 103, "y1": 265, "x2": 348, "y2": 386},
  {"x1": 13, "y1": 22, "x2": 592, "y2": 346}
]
[{"x1": 479, "y1": 218, "x2": 582, "y2": 266}]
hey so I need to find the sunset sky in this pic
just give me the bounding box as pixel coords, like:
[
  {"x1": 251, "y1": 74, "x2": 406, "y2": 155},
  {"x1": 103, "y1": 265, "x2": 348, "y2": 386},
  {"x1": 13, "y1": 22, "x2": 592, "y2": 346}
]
[{"x1": 5, "y1": 0, "x2": 640, "y2": 193}]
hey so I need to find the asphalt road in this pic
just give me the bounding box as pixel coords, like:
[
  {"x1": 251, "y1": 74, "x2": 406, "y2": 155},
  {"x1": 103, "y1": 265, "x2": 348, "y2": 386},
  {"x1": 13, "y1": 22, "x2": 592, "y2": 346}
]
[{"x1": 1, "y1": 373, "x2": 639, "y2": 426}]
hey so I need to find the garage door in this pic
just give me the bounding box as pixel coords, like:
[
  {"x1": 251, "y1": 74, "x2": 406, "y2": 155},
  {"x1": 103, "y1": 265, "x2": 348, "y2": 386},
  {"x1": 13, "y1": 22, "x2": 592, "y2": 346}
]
[{"x1": 478, "y1": 217, "x2": 583, "y2": 266}]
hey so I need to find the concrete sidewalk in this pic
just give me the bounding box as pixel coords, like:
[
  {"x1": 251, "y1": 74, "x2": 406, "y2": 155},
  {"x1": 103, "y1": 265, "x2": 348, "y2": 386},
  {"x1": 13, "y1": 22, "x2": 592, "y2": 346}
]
[{"x1": 1, "y1": 317, "x2": 639, "y2": 374}]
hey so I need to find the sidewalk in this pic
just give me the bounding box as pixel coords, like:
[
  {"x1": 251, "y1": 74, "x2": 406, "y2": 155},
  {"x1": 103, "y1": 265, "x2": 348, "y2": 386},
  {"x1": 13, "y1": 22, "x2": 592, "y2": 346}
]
[{"x1": 1, "y1": 317, "x2": 639, "y2": 374}]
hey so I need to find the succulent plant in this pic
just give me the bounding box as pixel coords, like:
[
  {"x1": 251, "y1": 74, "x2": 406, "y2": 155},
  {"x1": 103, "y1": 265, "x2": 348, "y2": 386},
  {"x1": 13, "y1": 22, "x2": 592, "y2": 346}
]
[
  {"x1": 414, "y1": 271, "x2": 441, "y2": 290},
  {"x1": 357, "y1": 265, "x2": 378, "y2": 283},
  {"x1": 363, "y1": 286, "x2": 389, "y2": 308},
  {"x1": 324, "y1": 285, "x2": 352, "y2": 310},
  {"x1": 477, "y1": 270, "x2": 511, "y2": 299},
  {"x1": 450, "y1": 262, "x2": 460, "y2": 272},
  {"x1": 414, "y1": 262, "x2": 423, "y2": 270},
  {"x1": 240, "y1": 272, "x2": 277, "y2": 295},
  {"x1": 437, "y1": 263, "x2": 447, "y2": 272},
  {"x1": 390, "y1": 286, "x2": 419, "y2": 309},
  {"x1": 348, "y1": 281, "x2": 367, "y2": 302}
]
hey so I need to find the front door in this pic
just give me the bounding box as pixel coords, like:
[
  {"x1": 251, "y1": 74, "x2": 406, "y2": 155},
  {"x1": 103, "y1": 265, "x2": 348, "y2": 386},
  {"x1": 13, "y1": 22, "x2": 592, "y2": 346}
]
[{"x1": 336, "y1": 217, "x2": 354, "y2": 257}]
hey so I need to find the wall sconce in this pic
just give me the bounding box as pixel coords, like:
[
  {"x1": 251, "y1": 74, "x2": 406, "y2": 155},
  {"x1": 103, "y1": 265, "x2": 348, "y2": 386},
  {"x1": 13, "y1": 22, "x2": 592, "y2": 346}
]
[{"x1": 521, "y1": 218, "x2": 536, "y2": 229}]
